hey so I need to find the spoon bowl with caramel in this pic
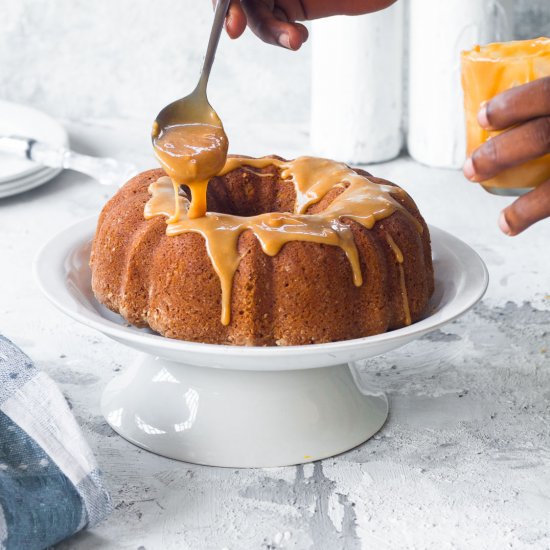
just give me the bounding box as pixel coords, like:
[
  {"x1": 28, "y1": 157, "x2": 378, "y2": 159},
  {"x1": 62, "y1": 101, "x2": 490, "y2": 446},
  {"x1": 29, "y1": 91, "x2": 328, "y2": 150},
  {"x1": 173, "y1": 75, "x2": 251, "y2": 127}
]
[
  {"x1": 152, "y1": 0, "x2": 230, "y2": 219},
  {"x1": 152, "y1": 93, "x2": 228, "y2": 219}
]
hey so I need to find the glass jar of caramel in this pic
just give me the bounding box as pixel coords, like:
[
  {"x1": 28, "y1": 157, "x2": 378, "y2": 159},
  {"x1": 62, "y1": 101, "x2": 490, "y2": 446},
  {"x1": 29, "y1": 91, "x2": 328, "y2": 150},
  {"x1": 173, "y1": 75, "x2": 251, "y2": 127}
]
[{"x1": 461, "y1": 37, "x2": 550, "y2": 196}]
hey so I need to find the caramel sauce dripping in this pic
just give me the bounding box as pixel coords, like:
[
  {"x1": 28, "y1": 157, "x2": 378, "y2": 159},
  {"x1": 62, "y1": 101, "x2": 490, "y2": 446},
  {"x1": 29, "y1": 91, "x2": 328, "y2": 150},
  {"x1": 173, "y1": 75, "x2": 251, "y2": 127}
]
[
  {"x1": 153, "y1": 123, "x2": 228, "y2": 219},
  {"x1": 386, "y1": 234, "x2": 411, "y2": 326},
  {"x1": 145, "y1": 156, "x2": 419, "y2": 326}
]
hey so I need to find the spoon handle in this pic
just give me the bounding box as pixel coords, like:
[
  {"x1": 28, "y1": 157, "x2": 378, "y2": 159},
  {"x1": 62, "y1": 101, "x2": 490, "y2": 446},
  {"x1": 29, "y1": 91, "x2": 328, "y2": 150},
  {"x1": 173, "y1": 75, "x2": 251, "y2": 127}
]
[{"x1": 197, "y1": 0, "x2": 232, "y2": 94}]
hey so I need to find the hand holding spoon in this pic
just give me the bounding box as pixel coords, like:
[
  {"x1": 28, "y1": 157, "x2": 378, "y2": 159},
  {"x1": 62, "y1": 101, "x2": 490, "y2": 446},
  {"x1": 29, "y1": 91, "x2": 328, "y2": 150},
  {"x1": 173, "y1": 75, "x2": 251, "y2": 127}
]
[{"x1": 152, "y1": 0, "x2": 231, "y2": 220}]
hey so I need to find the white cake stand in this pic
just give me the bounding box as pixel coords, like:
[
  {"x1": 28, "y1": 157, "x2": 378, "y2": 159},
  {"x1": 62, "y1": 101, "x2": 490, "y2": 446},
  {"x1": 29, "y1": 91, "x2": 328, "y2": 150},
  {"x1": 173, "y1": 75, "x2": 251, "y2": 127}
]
[{"x1": 35, "y1": 218, "x2": 488, "y2": 468}]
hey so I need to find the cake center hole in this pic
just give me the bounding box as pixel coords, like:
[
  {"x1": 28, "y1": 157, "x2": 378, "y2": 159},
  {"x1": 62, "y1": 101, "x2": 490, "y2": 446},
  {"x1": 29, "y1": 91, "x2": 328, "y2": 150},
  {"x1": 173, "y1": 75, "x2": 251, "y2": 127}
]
[{"x1": 183, "y1": 169, "x2": 298, "y2": 217}]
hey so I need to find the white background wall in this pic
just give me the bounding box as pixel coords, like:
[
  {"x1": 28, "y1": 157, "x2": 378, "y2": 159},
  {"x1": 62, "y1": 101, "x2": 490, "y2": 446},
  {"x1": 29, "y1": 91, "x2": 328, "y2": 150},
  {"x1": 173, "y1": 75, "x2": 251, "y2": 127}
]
[{"x1": 0, "y1": 0, "x2": 548, "y2": 129}]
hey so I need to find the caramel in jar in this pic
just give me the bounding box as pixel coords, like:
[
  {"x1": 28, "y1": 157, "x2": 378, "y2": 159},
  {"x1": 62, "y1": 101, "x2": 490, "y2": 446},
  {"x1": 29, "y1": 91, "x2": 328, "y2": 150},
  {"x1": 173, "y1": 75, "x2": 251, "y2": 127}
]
[{"x1": 461, "y1": 37, "x2": 550, "y2": 195}]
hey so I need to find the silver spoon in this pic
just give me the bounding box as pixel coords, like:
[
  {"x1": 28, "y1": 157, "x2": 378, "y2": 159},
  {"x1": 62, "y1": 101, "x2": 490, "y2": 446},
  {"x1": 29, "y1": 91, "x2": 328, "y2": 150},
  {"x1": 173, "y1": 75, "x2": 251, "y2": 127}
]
[{"x1": 152, "y1": 0, "x2": 231, "y2": 139}]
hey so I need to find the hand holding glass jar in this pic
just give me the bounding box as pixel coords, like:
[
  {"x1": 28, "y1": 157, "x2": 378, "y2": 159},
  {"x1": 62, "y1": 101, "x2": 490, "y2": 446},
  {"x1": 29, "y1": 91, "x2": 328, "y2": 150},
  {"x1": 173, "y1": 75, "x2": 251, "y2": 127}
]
[{"x1": 462, "y1": 38, "x2": 550, "y2": 236}]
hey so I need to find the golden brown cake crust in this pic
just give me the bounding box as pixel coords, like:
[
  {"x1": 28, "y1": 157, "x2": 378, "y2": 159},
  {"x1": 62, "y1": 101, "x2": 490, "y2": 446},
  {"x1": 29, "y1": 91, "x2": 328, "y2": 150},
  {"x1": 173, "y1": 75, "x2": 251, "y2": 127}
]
[{"x1": 90, "y1": 159, "x2": 434, "y2": 346}]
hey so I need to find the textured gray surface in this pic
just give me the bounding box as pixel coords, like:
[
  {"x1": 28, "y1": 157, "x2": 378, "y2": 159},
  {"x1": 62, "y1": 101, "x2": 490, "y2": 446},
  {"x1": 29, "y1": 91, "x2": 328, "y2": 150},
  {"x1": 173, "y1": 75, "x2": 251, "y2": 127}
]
[
  {"x1": 0, "y1": 119, "x2": 549, "y2": 549},
  {"x1": 515, "y1": 0, "x2": 550, "y2": 39}
]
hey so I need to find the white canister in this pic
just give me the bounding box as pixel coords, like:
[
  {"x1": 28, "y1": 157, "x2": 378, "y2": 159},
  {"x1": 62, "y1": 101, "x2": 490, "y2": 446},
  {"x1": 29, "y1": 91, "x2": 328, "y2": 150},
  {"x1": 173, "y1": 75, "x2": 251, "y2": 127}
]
[
  {"x1": 407, "y1": 0, "x2": 514, "y2": 169},
  {"x1": 310, "y1": 3, "x2": 404, "y2": 164}
]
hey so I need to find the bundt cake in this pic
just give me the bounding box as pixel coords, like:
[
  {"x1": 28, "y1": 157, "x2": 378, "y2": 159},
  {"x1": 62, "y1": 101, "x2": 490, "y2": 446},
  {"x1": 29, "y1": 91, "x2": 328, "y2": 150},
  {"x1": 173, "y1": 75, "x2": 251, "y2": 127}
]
[{"x1": 90, "y1": 155, "x2": 434, "y2": 346}]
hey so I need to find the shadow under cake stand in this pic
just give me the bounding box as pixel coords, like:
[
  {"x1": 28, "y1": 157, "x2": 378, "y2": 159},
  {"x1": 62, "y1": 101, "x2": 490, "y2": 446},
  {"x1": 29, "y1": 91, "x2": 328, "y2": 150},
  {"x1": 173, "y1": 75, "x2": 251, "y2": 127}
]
[{"x1": 35, "y1": 218, "x2": 488, "y2": 468}]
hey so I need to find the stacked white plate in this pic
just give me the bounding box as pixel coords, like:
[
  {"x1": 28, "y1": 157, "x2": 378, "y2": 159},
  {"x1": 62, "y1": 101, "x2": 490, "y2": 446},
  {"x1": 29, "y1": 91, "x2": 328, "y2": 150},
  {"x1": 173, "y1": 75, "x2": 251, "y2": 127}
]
[{"x1": 0, "y1": 101, "x2": 68, "y2": 199}]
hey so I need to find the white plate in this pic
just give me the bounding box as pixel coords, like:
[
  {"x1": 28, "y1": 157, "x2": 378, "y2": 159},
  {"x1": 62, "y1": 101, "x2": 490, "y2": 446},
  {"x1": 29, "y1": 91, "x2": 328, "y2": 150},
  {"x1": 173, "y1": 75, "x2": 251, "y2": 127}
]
[
  {"x1": 0, "y1": 167, "x2": 61, "y2": 199},
  {"x1": 0, "y1": 163, "x2": 53, "y2": 185},
  {"x1": 0, "y1": 101, "x2": 68, "y2": 183},
  {"x1": 0, "y1": 165, "x2": 55, "y2": 188},
  {"x1": 34, "y1": 217, "x2": 489, "y2": 467},
  {"x1": 35, "y1": 217, "x2": 488, "y2": 370}
]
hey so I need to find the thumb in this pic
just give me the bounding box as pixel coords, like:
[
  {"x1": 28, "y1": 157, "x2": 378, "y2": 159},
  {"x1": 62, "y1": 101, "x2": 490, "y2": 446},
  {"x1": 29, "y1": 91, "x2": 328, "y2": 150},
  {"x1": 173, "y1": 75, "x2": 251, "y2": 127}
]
[
  {"x1": 215, "y1": 0, "x2": 247, "y2": 39},
  {"x1": 499, "y1": 178, "x2": 550, "y2": 236}
]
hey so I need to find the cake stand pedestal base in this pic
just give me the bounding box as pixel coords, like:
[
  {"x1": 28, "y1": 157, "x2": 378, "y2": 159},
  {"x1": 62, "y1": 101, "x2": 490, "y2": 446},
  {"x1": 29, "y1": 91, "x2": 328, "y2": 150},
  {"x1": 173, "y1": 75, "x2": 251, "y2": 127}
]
[{"x1": 101, "y1": 354, "x2": 388, "y2": 468}]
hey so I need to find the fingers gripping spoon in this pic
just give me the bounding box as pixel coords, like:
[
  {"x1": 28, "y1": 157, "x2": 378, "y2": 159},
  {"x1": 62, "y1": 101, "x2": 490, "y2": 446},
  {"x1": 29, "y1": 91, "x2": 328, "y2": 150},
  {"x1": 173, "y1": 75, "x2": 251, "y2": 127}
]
[{"x1": 152, "y1": 0, "x2": 231, "y2": 220}]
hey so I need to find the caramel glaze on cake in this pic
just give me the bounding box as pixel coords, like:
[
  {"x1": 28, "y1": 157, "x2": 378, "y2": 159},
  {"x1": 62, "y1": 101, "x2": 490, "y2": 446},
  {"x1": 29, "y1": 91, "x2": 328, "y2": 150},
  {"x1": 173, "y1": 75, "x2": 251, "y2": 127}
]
[{"x1": 90, "y1": 155, "x2": 434, "y2": 346}]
